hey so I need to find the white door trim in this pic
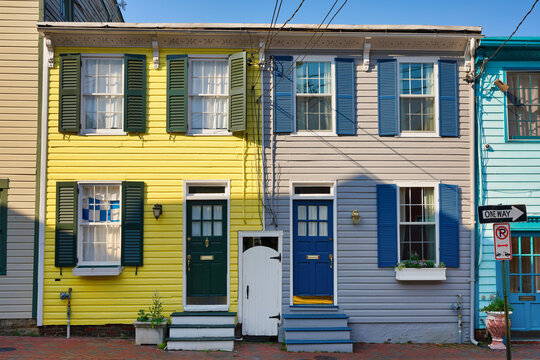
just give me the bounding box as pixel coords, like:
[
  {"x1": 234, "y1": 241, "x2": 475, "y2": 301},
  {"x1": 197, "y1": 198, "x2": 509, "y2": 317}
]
[
  {"x1": 182, "y1": 180, "x2": 231, "y2": 312},
  {"x1": 238, "y1": 230, "x2": 283, "y2": 324},
  {"x1": 289, "y1": 180, "x2": 338, "y2": 306}
]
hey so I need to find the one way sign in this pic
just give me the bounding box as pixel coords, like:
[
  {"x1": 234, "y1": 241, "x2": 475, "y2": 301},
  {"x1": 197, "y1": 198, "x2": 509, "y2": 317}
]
[{"x1": 478, "y1": 204, "x2": 527, "y2": 224}]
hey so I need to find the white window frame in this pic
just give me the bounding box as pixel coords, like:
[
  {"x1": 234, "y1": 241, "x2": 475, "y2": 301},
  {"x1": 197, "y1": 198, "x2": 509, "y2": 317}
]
[
  {"x1": 182, "y1": 180, "x2": 231, "y2": 311},
  {"x1": 291, "y1": 56, "x2": 337, "y2": 136},
  {"x1": 396, "y1": 57, "x2": 440, "y2": 137},
  {"x1": 394, "y1": 181, "x2": 440, "y2": 265},
  {"x1": 76, "y1": 180, "x2": 122, "y2": 267},
  {"x1": 187, "y1": 55, "x2": 232, "y2": 136},
  {"x1": 80, "y1": 54, "x2": 126, "y2": 136}
]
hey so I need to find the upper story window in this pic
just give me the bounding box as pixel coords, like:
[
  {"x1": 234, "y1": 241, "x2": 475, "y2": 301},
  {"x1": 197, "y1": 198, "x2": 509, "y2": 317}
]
[
  {"x1": 399, "y1": 63, "x2": 435, "y2": 132},
  {"x1": 189, "y1": 59, "x2": 229, "y2": 134},
  {"x1": 81, "y1": 57, "x2": 124, "y2": 134},
  {"x1": 507, "y1": 71, "x2": 540, "y2": 140},
  {"x1": 60, "y1": 0, "x2": 73, "y2": 21},
  {"x1": 399, "y1": 187, "x2": 436, "y2": 261},
  {"x1": 79, "y1": 184, "x2": 121, "y2": 265},
  {"x1": 296, "y1": 61, "x2": 332, "y2": 132}
]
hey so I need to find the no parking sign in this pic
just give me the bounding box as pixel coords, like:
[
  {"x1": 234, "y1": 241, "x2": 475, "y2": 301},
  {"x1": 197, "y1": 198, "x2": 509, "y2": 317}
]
[{"x1": 493, "y1": 223, "x2": 512, "y2": 260}]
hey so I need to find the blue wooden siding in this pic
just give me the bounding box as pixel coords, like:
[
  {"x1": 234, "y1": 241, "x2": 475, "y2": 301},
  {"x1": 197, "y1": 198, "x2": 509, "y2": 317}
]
[{"x1": 476, "y1": 51, "x2": 540, "y2": 328}]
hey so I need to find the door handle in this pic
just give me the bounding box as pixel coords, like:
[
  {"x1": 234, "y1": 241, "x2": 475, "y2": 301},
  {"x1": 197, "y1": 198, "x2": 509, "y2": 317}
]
[
  {"x1": 187, "y1": 255, "x2": 191, "y2": 271},
  {"x1": 246, "y1": 285, "x2": 249, "y2": 299},
  {"x1": 329, "y1": 254, "x2": 333, "y2": 269}
]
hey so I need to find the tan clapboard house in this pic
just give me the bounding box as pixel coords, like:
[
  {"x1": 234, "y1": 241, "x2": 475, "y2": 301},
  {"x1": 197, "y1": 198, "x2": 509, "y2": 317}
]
[{"x1": 0, "y1": 0, "x2": 122, "y2": 333}]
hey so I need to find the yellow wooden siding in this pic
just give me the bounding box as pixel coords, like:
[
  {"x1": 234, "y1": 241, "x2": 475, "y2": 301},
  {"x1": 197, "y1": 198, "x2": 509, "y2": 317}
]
[{"x1": 44, "y1": 47, "x2": 263, "y2": 325}]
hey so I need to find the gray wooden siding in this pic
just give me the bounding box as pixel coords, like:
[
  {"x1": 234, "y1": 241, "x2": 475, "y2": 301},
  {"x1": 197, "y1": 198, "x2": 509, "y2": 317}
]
[
  {"x1": 0, "y1": 0, "x2": 40, "y2": 319},
  {"x1": 263, "y1": 53, "x2": 473, "y2": 343},
  {"x1": 44, "y1": 0, "x2": 123, "y2": 22}
]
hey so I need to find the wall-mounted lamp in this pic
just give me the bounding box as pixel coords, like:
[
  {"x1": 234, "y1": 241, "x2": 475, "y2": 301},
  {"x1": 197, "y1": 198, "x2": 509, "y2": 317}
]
[
  {"x1": 153, "y1": 204, "x2": 162, "y2": 220},
  {"x1": 351, "y1": 210, "x2": 361, "y2": 225},
  {"x1": 494, "y1": 79, "x2": 509, "y2": 92}
]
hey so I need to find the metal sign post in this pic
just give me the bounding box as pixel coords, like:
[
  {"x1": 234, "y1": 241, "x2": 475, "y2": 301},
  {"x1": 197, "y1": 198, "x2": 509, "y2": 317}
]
[{"x1": 493, "y1": 222, "x2": 512, "y2": 360}]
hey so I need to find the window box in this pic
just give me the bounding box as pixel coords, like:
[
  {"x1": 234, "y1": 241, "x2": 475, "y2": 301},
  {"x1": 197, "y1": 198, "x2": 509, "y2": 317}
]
[
  {"x1": 394, "y1": 267, "x2": 446, "y2": 281},
  {"x1": 72, "y1": 265, "x2": 123, "y2": 277}
]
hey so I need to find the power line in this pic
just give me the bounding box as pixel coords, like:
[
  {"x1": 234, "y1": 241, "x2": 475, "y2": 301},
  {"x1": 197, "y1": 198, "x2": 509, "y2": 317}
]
[
  {"x1": 472, "y1": 0, "x2": 539, "y2": 83},
  {"x1": 264, "y1": 0, "x2": 307, "y2": 52}
]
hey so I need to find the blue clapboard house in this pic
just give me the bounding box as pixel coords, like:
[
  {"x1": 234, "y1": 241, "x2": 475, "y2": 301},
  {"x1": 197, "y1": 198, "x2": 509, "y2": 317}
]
[{"x1": 476, "y1": 38, "x2": 540, "y2": 336}]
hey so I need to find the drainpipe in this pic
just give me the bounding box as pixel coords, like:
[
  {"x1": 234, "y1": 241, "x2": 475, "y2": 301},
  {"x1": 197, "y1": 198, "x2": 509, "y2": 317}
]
[
  {"x1": 60, "y1": 288, "x2": 72, "y2": 339},
  {"x1": 260, "y1": 41, "x2": 266, "y2": 231},
  {"x1": 468, "y1": 37, "x2": 479, "y2": 346}
]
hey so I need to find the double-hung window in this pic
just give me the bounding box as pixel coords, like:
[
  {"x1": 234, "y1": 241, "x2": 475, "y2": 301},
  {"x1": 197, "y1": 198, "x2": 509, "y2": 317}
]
[
  {"x1": 79, "y1": 183, "x2": 121, "y2": 265},
  {"x1": 507, "y1": 71, "x2": 540, "y2": 139},
  {"x1": 376, "y1": 183, "x2": 460, "y2": 268},
  {"x1": 189, "y1": 59, "x2": 229, "y2": 134},
  {"x1": 399, "y1": 187, "x2": 436, "y2": 261},
  {"x1": 399, "y1": 63, "x2": 435, "y2": 133},
  {"x1": 378, "y1": 58, "x2": 458, "y2": 137},
  {"x1": 295, "y1": 61, "x2": 332, "y2": 132},
  {"x1": 81, "y1": 57, "x2": 124, "y2": 135}
]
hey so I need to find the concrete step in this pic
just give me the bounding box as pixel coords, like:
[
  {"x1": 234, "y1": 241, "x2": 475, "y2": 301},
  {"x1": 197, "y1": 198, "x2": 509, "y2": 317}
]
[
  {"x1": 282, "y1": 313, "x2": 349, "y2": 328},
  {"x1": 285, "y1": 339, "x2": 353, "y2": 353},
  {"x1": 170, "y1": 312, "x2": 236, "y2": 325},
  {"x1": 166, "y1": 337, "x2": 235, "y2": 351},
  {"x1": 284, "y1": 327, "x2": 351, "y2": 341},
  {"x1": 169, "y1": 324, "x2": 235, "y2": 338}
]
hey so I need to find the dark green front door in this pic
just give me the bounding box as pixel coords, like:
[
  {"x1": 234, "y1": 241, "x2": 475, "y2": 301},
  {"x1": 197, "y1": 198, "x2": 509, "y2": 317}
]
[{"x1": 186, "y1": 200, "x2": 227, "y2": 305}]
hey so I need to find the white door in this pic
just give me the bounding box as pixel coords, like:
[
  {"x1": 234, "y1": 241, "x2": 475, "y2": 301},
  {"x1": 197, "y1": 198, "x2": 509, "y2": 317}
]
[{"x1": 242, "y1": 246, "x2": 280, "y2": 336}]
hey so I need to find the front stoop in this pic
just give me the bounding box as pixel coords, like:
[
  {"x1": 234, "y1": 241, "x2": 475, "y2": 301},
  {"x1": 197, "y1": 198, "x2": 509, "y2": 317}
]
[
  {"x1": 166, "y1": 312, "x2": 236, "y2": 351},
  {"x1": 283, "y1": 311, "x2": 353, "y2": 353}
]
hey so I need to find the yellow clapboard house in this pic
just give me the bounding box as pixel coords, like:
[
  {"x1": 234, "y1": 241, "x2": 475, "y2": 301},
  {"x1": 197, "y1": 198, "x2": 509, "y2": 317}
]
[{"x1": 39, "y1": 24, "x2": 264, "y2": 348}]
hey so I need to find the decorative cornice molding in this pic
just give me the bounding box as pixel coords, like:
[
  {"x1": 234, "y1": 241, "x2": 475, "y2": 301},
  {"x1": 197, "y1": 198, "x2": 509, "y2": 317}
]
[{"x1": 369, "y1": 38, "x2": 464, "y2": 51}]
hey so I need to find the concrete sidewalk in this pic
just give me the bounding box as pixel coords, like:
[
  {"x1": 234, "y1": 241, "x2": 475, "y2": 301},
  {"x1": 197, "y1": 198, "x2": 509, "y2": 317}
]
[{"x1": 0, "y1": 336, "x2": 538, "y2": 359}]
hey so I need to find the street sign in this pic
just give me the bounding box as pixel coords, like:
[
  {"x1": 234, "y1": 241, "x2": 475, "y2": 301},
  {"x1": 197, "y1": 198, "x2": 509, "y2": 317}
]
[
  {"x1": 493, "y1": 223, "x2": 512, "y2": 260},
  {"x1": 478, "y1": 204, "x2": 527, "y2": 224}
]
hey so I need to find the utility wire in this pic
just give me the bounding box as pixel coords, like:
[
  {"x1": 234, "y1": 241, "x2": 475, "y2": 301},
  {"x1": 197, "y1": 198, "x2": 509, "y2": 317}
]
[
  {"x1": 472, "y1": 0, "x2": 539, "y2": 83},
  {"x1": 264, "y1": 0, "x2": 307, "y2": 52}
]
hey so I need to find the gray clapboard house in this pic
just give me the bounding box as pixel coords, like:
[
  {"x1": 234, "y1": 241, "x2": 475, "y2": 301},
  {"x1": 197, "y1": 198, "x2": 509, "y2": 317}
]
[{"x1": 253, "y1": 25, "x2": 482, "y2": 351}]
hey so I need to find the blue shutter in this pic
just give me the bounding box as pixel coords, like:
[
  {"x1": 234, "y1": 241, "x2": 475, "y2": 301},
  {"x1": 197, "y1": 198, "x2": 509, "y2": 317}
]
[
  {"x1": 439, "y1": 184, "x2": 459, "y2": 267},
  {"x1": 335, "y1": 58, "x2": 356, "y2": 135},
  {"x1": 377, "y1": 184, "x2": 398, "y2": 267},
  {"x1": 439, "y1": 60, "x2": 459, "y2": 137},
  {"x1": 377, "y1": 59, "x2": 398, "y2": 136},
  {"x1": 273, "y1": 56, "x2": 294, "y2": 133}
]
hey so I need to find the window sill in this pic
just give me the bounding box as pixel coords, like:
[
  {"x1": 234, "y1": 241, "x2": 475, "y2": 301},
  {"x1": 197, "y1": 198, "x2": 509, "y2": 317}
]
[
  {"x1": 80, "y1": 131, "x2": 127, "y2": 136},
  {"x1": 186, "y1": 130, "x2": 232, "y2": 136},
  {"x1": 395, "y1": 267, "x2": 446, "y2": 281},
  {"x1": 72, "y1": 265, "x2": 123, "y2": 277},
  {"x1": 397, "y1": 132, "x2": 439, "y2": 138},
  {"x1": 290, "y1": 132, "x2": 337, "y2": 137}
]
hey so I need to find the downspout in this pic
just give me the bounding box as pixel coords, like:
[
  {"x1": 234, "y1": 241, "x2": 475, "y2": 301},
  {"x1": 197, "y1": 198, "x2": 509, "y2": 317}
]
[
  {"x1": 468, "y1": 37, "x2": 479, "y2": 346},
  {"x1": 259, "y1": 41, "x2": 266, "y2": 231},
  {"x1": 37, "y1": 36, "x2": 50, "y2": 326}
]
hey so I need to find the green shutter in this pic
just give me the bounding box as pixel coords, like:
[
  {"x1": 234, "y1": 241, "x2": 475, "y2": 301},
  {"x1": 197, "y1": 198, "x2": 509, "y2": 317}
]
[
  {"x1": 121, "y1": 181, "x2": 144, "y2": 266},
  {"x1": 55, "y1": 182, "x2": 78, "y2": 267},
  {"x1": 228, "y1": 51, "x2": 247, "y2": 132},
  {"x1": 124, "y1": 54, "x2": 147, "y2": 133},
  {"x1": 166, "y1": 55, "x2": 188, "y2": 133},
  {"x1": 0, "y1": 180, "x2": 8, "y2": 275},
  {"x1": 59, "y1": 54, "x2": 81, "y2": 133}
]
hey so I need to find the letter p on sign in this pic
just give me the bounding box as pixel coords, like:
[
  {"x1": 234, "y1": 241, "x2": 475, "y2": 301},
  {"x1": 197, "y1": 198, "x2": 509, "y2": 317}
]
[{"x1": 493, "y1": 223, "x2": 512, "y2": 260}]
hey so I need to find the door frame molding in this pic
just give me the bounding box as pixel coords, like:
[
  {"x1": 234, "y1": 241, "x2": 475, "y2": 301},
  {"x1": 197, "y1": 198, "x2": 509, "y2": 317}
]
[
  {"x1": 183, "y1": 180, "x2": 230, "y2": 312},
  {"x1": 237, "y1": 230, "x2": 283, "y2": 325},
  {"x1": 289, "y1": 181, "x2": 337, "y2": 306}
]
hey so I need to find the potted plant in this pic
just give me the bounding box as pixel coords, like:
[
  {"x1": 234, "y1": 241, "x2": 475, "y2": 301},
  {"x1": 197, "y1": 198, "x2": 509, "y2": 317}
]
[
  {"x1": 394, "y1": 257, "x2": 446, "y2": 281},
  {"x1": 133, "y1": 291, "x2": 169, "y2": 346},
  {"x1": 481, "y1": 296, "x2": 513, "y2": 350}
]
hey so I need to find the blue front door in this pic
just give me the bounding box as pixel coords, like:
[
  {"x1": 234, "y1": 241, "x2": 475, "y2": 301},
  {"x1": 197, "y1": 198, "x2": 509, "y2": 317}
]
[
  {"x1": 293, "y1": 200, "x2": 334, "y2": 303},
  {"x1": 506, "y1": 234, "x2": 540, "y2": 331}
]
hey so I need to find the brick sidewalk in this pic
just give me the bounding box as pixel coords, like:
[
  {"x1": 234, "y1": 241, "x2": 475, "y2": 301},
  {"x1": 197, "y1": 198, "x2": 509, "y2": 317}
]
[{"x1": 0, "y1": 336, "x2": 538, "y2": 360}]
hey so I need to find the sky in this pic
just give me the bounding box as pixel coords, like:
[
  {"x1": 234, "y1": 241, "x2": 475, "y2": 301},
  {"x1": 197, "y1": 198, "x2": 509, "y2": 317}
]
[{"x1": 121, "y1": 0, "x2": 540, "y2": 37}]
